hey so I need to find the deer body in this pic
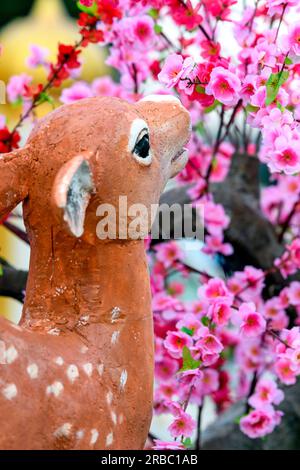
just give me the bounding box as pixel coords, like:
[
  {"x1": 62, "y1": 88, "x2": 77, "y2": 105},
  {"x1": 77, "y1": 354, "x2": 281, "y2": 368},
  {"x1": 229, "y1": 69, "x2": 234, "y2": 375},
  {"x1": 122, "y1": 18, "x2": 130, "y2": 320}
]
[{"x1": 0, "y1": 96, "x2": 190, "y2": 449}]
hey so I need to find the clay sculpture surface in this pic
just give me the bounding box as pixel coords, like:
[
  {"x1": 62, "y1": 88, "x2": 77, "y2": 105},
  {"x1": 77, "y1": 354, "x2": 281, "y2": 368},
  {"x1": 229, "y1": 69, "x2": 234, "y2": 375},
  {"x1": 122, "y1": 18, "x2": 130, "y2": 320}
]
[{"x1": 0, "y1": 95, "x2": 191, "y2": 450}]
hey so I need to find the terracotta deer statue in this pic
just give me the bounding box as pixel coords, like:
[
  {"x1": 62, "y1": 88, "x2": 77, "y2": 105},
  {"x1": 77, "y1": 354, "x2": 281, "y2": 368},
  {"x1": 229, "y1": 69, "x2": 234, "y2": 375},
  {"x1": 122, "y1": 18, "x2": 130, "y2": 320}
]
[{"x1": 0, "y1": 95, "x2": 191, "y2": 450}]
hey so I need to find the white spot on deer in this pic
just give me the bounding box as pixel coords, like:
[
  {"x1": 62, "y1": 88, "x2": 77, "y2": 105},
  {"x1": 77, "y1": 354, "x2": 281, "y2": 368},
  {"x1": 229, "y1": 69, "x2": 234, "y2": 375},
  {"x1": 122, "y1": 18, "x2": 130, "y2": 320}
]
[
  {"x1": 111, "y1": 411, "x2": 117, "y2": 425},
  {"x1": 27, "y1": 363, "x2": 39, "y2": 379},
  {"x1": 76, "y1": 430, "x2": 84, "y2": 440},
  {"x1": 80, "y1": 345, "x2": 89, "y2": 354},
  {"x1": 106, "y1": 432, "x2": 113, "y2": 447},
  {"x1": 46, "y1": 381, "x2": 64, "y2": 398},
  {"x1": 82, "y1": 363, "x2": 93, "y2": 377},
  {"x1": 55, "y1": 356, "x2": 64, "y2": 366},
  {"x1": 111, "y1": 306, "x2": 121, "y2": 323},
  {"x1": 119, "y1": 413, "x2": 124, "y2": 424},
  {"x1": 106, "y1": 391, "x2": 113, "y2": 406},
  {"x1": 2, "y1": 383, "x2": 17, "y2": 400},
  {"x1": 5, "y1": 345, "x2": 18, "y2": 364},
  {"x1": 120, "y1": 370, "x2": 128, "y2": 390},
  {"x1": 78, "y1": 315, "x2": 89, "y2": 327},
  {"x1": 111, "y1": 330, "x2": 120, "y2": 345},
  {"x1": 67, "y1": 364, "x2": 79, "y2": 383},
  {"x1": 90, "y1": 429, "x2": 99, "y2": 445},
  {"x1": 48, "y1": 328, "x2": 60, "y2": 336},
  {"x1": 97, "y1": 363, "x2": 104, "y2": 376},
  {"x1": 54, "y1": 423, "x2": 72, "y2": 438}
]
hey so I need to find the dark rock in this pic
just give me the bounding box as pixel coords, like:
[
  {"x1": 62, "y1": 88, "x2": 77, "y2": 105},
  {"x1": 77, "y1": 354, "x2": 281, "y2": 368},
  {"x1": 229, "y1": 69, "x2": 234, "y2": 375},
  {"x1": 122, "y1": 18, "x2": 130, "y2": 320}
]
[{"x1": 202, "y1": 382, "x2": 300, "y2": 450}]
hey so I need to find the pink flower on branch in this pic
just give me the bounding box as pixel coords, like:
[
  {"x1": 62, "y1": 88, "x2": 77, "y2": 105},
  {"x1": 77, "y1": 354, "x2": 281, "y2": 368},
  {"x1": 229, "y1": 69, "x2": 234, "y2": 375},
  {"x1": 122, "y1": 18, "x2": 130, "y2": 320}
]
[
  {"x1": 206, "y1": 66, "x2": 241, "y2": 106},
  {"x1": 248, "y1": 379, "x2": 284, "y2": 409},
  {"x1": 168, "y1": 411, "x2": 196, "y2": 438},
  {"x1": 158, "y1": 54, "x2": 194, "y2": 89},
  {"x1": 240, "y1": 408, "x2": 283, "y2": 438},
  {"x1": 164, "y1": 331, "x2": 193, "y2": 359},
  {"x1": 239, "y1": 302, "x2": 266, "y2": 338}
]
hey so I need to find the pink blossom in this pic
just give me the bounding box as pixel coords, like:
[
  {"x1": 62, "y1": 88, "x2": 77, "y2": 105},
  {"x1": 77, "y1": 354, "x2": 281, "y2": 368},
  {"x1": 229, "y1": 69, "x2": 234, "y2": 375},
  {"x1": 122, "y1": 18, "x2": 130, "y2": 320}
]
[
  {"x1": 168, "y1": 411, "x2": 196, "y2": 438},
  {"x1": 176, "y1": 313, "x2": 202, "y2": 336},
  {"x1": 164, "y1": 331, "x2": 193, "y2": 359},
  {"x1": 288, "y1": 281, "x2": 300, "y2": 306},
  {"x1": 203, "y1": 234, "x2": 233, "y2": 256},
  {"x1": 248, "y1": 379, "x2": 284, "y2": 409},
  {"x1": 60, "y1": 82, "x2": 93, "y2": 104},
  {"x1": 132, "y1": 16, "x2": 155, "y2": 45},
  {"x1": 200, "y1": 278, "x2": 231, "y2": 302},
  {"x1": 152, "y1": 292, "x2": 179, "y2": 312},
  {"x1": 206, "y1": 66, "x2": 241, "y2": 106},
  {"x1": 178, "y1": 368, "x2": 203, "y2": 387},
  {"x1": 281, "y1": 326, "x2": 300, "y2": 349},
  {"x1": 263, "y1": 297, "x2": 285, "y2": 320},
  {"x1": 158, "y1": 54, "x2": 194, "y2": 89},
  {"x1": 240, "y1": 408, "x2": 283, "y2": 438},
  {"x1": 208, "y1": 300, "x2": 232, "y2": 326},
  {"x1": 283, "y1": 23, "x2": 300, "y2": 56},
  {"x1": 26, "y1": 44, "x2": 48, "y2": 68},
  {"x1": 0, "y1": 115, "x2": 6, "y2": 129},
  {"x1": 204, "y1": 201, "x2": 230, "y2": 236},
  {"x1": 196, "y1": 333, "x2": 224, "y2": 354},
  {"x1": 197, "y1": 368, "x2": 219, "y2": 395},
  {"x1": 270, "y1": 134, "x2": 300, "y2": 175},
  {"x1": 239, "y1": 302, "x2": 266, "y2": 337},
  {"x1": 267, "y1": 0, "x2": 298, "y2": 16},
  {"x1": 7, "y1": 73, "x2": 32, "y2": 103},
  {"x1": 153, "y1": 440, "x2": 185, "y2": 450},
  {"x1": 155, "y1": 241, "x2": 183, "y2": 268},
  {"x1": 91, "y1": 76, "x2": 120, "y2": 97},
  {"x1": 155, "y1": 358, "x2": 179, "y2": 381},
  {"x1": 274, "y1": 357, "x2": 297, "y2": 385}
]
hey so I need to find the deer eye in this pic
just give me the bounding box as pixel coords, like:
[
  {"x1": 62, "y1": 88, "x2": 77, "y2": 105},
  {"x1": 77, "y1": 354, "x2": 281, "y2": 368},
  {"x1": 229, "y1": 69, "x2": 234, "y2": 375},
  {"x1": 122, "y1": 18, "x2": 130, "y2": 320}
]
[{"x1": 132, "y1": 129, "x2": 152, "y2": 166}]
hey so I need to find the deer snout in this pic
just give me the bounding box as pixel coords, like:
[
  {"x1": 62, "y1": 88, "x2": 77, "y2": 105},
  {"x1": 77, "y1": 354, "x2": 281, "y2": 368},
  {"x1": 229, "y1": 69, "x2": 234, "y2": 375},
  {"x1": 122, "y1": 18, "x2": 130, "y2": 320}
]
[{"x1": 136, "y1": 94, "x2": 191, "y2": 178}]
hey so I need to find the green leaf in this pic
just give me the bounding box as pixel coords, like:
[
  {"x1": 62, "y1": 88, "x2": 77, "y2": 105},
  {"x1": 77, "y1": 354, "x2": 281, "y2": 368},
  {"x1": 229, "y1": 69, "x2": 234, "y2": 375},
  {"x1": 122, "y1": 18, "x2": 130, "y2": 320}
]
[
  {"x1": 179, "y1": 346, "x2": 201, "y2": 372},
  {"x1": 183, "y1": 437, "x2": 192, "y2": 448},
  {"x1": 154, "y1": 24, "x2": 162, "y2": 34},
  {"x1": 0, "y1": 264, "x2": 3, "y2": 276},
  {"x1": 195, "y1": 85, "x2": 205, "y2": 94},
  {"x1": 265, "y1": 70, "x2": 289, "y2": 106},
  {"x1": 204, "y1": 99, "x2": 220, "y2": 114},
  {"x1": 234, "y1": 415, "x2": 243, "y2": 425},
  {"x1": 276, "y1": 101, "x2": 285, "y2": 112},
  {"x1": 194, "y1": 121, "x2": 205, "y2": 137},
  {"x1": 201, "y1": 316, "x2": 210, "y2": 326},
  {"x1": 181, "y1": 326, "x2": 194, "y2": 336},
  {"x1": 12, "y1": 97, "x2": 23, "y2": 108},
  {"x1": 148, "y1": 8, "x2": 159, "y2": 19},
  {"x1": 285, "y1": 57, "x2": 293, "y2": 65},
  {"x1": 245, "y1": 104, "x2": 259, "y2": 114},
  {"x1": 76, "y1": 1, "x2": 98, "y2": 15},
  {"x1": 36, "y1": 92, "x2": 54, "y2": 106}
]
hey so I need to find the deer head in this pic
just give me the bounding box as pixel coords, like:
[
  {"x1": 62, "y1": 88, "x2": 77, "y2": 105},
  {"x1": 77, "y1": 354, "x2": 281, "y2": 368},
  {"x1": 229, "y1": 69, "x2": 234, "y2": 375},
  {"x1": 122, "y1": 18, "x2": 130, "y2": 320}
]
[{"x1": 0, "y1": 95, "x2": 191, "y2": 245}]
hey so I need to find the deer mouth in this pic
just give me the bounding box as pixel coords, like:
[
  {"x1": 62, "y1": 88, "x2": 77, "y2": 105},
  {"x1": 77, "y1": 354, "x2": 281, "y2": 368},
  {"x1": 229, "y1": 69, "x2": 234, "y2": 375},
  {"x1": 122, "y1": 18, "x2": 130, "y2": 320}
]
[
  {"x1": 170, "y1": 146, "x2": 189, "y2": 177},
  {"x1": 171, "y1": 147, "x2": 188, "y2": 163}
]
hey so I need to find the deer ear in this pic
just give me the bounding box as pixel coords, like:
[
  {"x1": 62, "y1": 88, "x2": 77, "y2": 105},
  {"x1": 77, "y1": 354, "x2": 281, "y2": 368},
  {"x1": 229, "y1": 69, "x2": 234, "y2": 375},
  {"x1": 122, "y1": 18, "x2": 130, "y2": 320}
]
[{"x1": 52, "y1": 154, "x2": 95, "y2": 237}]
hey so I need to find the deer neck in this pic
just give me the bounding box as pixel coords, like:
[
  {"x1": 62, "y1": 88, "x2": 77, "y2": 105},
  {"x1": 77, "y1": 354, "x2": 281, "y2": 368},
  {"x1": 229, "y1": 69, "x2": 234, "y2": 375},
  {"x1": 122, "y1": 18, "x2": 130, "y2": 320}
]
[{"x1": 21, "y1": 236, "x2": 152, "y2": 340}]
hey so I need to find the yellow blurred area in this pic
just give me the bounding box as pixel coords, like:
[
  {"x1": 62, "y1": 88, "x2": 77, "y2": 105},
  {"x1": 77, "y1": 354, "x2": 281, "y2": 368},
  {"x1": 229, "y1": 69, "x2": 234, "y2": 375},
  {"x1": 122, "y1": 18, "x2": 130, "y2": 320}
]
[
  {"x1": 0, "y1": 0, "x2": 109, "y2": 124},
  {"x1": 0, "y1": 0, "x2": 109, "y2": 321}
]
